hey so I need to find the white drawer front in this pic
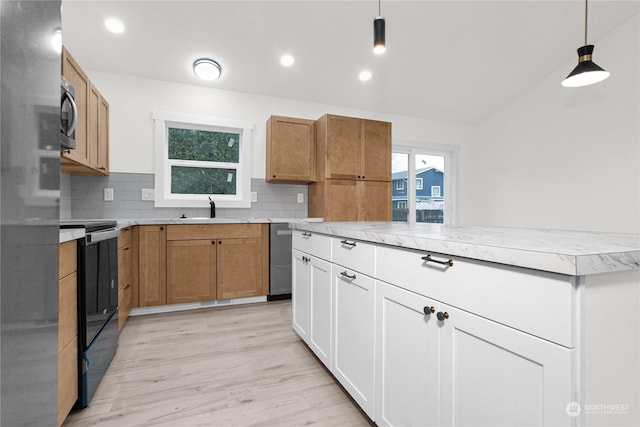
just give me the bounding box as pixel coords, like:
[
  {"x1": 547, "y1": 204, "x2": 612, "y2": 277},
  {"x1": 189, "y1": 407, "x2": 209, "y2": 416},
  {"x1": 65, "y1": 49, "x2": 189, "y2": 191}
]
[
  {"x1": 293, "y1": 230, "x2": 332, "y2": 260},
  {"x1": 377, "y1": 244, "x2": 575, "y2": 347},
  {"x1": 331, "y1": 237, "x2": 376, "y2": 277}
]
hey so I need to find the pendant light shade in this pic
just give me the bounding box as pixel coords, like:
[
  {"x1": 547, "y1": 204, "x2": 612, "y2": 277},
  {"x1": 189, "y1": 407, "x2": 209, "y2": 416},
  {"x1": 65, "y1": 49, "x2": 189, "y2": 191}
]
[
  {"x1": 561, "y1": 45, "x2": 610, "y2": 87},
  {"x1": 562, "y1": 0, "x2": 609, "y2": 87},
  {"x1": 373, "y1": 0, "x2": 385, "y2": 54},
  {"x1": 373, "y1": 16, "x2": 385, "y2": 54}
]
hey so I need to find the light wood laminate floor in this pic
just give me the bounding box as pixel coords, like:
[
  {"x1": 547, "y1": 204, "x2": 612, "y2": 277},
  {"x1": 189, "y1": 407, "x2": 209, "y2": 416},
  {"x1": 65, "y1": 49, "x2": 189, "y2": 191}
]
[{"x1": 64, "y1": 301, "x2": 371, "y2": 426}]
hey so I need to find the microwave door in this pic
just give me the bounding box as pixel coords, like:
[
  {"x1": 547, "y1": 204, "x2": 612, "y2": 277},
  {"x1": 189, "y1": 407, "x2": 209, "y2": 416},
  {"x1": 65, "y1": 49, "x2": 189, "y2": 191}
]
[{"x1": 60, "y1": 79, "x2": 77, "y2": 150}]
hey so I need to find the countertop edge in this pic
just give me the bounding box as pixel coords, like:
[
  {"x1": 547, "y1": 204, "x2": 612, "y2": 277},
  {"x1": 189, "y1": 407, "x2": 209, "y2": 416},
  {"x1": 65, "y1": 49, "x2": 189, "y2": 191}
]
[{"x1": 290, "y1": 222, "x2": 640, "y2": 276}]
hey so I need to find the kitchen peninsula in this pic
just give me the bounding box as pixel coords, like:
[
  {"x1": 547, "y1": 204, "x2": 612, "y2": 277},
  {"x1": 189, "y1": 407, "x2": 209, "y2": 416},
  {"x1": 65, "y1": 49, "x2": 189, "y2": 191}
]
[{"x1": 290, "y1": 221, "x2": 640, "y2": 427}]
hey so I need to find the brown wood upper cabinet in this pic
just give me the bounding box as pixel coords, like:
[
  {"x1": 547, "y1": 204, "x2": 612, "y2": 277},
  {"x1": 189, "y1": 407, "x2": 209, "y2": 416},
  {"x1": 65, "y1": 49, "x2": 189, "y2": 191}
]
[
  {"x1": 61, "y1": 47, "x2": 110, "y2": 176},
  {"x1": 266, "y1": 115, "x2": 316, "y2": 183},
  {"x1": 316, "y1": 114, "x2": 391, "y2": 182}
]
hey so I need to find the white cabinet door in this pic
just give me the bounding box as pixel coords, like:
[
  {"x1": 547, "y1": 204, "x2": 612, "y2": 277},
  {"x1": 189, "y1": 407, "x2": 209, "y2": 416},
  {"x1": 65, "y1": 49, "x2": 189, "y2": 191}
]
[
  {"x1": 439, "y1": 303, "x2": 573, "y2": 427},
  {"x1": 375, "y1": 281, "x2": 440, "y2": 427},
  {"x1": 309, "y1": 257, "x2": 332, "y2": 365},
  {"x1": 333, "y1": 265, "x2": 376, "y2": 418},
  {"x1": 292, "y1": 249, "x2": 310, "y2": 342}
]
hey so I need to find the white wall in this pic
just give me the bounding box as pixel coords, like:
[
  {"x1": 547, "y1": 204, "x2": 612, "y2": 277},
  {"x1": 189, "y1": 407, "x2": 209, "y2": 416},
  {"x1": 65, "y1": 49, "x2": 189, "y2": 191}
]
[
  {"x1": 459, "y1": 15, "x2": 640, "y2": 233},
  {"x1": 87, "y1": 69, "x2": 473, "y2": 178}
]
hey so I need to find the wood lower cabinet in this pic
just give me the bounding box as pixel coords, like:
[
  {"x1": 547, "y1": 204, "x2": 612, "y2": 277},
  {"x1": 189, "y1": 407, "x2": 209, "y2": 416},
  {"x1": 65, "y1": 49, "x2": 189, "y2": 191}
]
[
  {"x1": 167, "y1": 239, "x2": 217, "y2": 304},
  {"x1": 58, "y1": 241, "x2": 78, "y2": 426},
  {"x1": 136, "y1": 225, "x2": 167, "y2": 307},
  {"x1": 118, "y1": 227, "x2": 132, "y2": 330},
  {"x1": 266, "y1": 115, "x2": 316, "y2": 183},
  {"x1": 164, "y1": 224, "x2": 269, "y2": 304},
  {"x1": 61, "y1": 47, "x2": 109, "y2": 176}
]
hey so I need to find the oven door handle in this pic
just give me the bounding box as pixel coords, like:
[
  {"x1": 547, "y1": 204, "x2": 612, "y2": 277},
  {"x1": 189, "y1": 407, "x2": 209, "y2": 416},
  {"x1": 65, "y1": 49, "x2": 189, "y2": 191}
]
[{"x1": 87, "y1": 228, "x2": 121, "y2": 244}]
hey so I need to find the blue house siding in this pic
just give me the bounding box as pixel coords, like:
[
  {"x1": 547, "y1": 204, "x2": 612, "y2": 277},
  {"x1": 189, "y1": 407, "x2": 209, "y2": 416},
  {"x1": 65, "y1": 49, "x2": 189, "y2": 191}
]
[{"x1": 392, "y1": 167, "x2": 444, "y2": 208}]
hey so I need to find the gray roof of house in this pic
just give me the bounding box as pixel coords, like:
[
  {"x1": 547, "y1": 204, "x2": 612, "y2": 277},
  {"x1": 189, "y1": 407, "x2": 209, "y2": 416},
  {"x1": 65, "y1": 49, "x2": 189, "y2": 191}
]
[{"x1": 391, "y1": 166, "x2": 442, "y2": 180}]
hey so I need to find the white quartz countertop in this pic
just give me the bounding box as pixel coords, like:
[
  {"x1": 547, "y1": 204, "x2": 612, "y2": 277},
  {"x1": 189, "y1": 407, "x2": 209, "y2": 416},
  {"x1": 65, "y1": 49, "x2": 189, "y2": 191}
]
[
  {"x1": 116, "y1": 217, "x2": 324, "y2": 229},
  {"x1": 290, "y1": 222, "x2": 640, "y2": 276},
  {"x1": 59, "y1": 228, "x2": 85, "y2": 243}
]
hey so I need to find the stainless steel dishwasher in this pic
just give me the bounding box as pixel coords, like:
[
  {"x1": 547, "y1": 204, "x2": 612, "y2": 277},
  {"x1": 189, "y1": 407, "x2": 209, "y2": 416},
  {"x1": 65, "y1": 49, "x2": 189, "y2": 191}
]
[{"x1": 268, "y1": 222, "x2": 292, "y2": 300}]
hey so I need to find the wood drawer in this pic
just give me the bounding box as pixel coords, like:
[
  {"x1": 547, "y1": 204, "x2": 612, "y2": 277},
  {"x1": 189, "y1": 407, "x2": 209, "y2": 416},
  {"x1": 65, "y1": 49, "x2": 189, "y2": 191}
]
[
  {"x1": 58, "y1": 272, "x2": 77, "y2": 352},
  {"x1": 331, "y1": 237, "x2": 376, "y2": 277},
  {"x1": 118, "y1": 226, "x2": 131, "y2": 248},
  {"x1": 166, "y1": 224, "x2": 264, "y2": 240},
  {"x1": 293, "y1": 230, "x2": 331, "y2": 260},
  {"x1": 376, "y1": 244, "x2": 575, "y2": 347},
  {"x1": 58, "y1": 337, "x2": 78, "y2": 427},
  {"x1": 59, "y1": 241, "x2": 77, "y2": 279}
]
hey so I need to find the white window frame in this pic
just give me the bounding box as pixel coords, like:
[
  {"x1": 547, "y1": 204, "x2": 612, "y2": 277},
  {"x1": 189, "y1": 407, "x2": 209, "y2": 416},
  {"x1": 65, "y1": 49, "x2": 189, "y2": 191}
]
[
  {"x1": 397, "y1": 201, "x2": 407, "y2": 209},
  {"x1": 152, "y1": 111, "x2": 253, "y2": 208},
  {"x1": 392, "y1": 142, "x2": 459, "y2": 224},
  {"x1": 396, "y1": 180, "x2": 405, "y2": 190},
  {"x1": 431, "y1": 186, "x2": 441, "y2": 198},
  {"x1": 416, "y1": 178, "x2": 423, "y2": 190}
]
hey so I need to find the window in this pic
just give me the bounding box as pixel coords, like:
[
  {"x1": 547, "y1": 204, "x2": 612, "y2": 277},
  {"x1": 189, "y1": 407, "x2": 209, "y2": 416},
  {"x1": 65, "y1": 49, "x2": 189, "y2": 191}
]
[
  {"x1": 392, "y1": 144, "x2": 459, "y2": 224},
  {"x1": 396, "y1": 180, "x2": 405, "y2": 190},
  {"x1": 153, "y1": 112, "x2": 253, "y2": 208},
  {"x1": 397, "y1": 201, "x2": 407, "y2": 209}
]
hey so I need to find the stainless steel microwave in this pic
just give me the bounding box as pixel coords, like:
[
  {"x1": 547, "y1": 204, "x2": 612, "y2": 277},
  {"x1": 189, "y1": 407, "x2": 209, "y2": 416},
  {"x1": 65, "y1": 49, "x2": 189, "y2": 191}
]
[{"x1": 60, "y1": 75, "x2": 77, "y2": 150}]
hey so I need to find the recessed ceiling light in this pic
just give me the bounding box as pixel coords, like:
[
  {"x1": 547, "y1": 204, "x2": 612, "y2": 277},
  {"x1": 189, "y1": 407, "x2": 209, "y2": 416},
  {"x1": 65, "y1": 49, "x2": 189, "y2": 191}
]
[
  {"x1": 193, "y1": 58, "x2": 222, "y2": 81},
  {"x1": 51, "y1": 29, "x2": 62, "y2": 54},
  {"x1": 280, "y1": 54, "x2": 295, "y2": 67},
  {"x1": 105, "y1": 18, "x2": 125, "y2": 34},
  {"x1": 359, "y1": 70, "x2": 372, "y2": 82}
]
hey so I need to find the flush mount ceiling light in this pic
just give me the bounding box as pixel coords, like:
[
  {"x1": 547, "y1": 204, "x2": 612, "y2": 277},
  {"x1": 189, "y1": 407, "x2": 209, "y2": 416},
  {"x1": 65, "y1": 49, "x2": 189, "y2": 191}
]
[
  {"x1": 193, "y1": 58, "x2": 222, "y2": 81},
  {"x1": 373, "y1": 0, "x2": 386, "y2": 54},
  {"x1": 280, "y1": 54, "x2": 295, "y2": 67},
  {"x1": 562, "y1": 0, "x2": 610, "y2": 87},
  {"x1": 104, "y1": 17, "x2": 125, "y2": 34}
]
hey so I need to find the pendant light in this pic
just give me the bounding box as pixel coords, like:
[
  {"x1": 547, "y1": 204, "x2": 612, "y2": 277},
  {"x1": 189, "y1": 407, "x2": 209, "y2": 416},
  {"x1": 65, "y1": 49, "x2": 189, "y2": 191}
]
[
  {"x1": 373, "y1": 0, "x2": 385, "y2": 54},
  {"x1": 562, "y1": 0, "x2": 610, "y2": 87}
]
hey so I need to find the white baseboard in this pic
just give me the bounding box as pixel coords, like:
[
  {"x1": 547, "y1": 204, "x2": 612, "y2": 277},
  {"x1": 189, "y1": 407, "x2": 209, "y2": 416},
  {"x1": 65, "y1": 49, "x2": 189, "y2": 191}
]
[{"x1": 129, "y1": 295, "x2": 268, "y2": 316}]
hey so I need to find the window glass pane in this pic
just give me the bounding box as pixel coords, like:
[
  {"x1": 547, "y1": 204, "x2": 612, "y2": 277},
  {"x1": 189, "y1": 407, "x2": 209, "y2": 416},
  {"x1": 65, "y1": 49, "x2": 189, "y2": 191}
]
[
  {"x1": 416, "y1": 154, "x2": 444, "y2": 223},
  {"x1": 168, "y1": 128, "x2": 240, "y2": 162},
  {"x1": 392, "y1": 152, "x2": 409, "y2": 222},
  {"x1": 171, "y1": 166, "x2": 237, "y2": 195}
]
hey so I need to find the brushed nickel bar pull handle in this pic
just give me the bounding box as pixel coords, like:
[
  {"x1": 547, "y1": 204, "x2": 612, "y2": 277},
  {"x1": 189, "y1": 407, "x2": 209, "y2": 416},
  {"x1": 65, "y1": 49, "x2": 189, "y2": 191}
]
[
  {"x1": 340, "y1": 239, "x2": 357, "y2": 247},
  {"x1": 421, "y1": 254, "x2": 454, "y2": 267},
  {"x1": 302, "y1": 232, "x2": 312, "y2": 237},
  {"x1": 340, "y1": 271, "x2": 357, "y2": 280}
]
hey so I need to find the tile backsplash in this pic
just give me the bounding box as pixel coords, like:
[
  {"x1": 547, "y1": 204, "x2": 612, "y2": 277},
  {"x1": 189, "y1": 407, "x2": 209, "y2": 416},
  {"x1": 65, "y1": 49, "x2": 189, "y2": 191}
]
[{"x1": 60, "y1": 172, "x2": 308, "y2": 220}]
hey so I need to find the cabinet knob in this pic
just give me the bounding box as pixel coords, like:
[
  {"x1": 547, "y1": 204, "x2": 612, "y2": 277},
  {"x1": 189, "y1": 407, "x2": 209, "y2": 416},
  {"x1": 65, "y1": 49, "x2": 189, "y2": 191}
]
[
  {"x1": 212, "y1": 241, "x2": 215, "y2": 244},
  {"x1": 273, "y1": 175, "x2": 276, "y2": 178},
  {"x1": 423, "y1": 306, "x2": 435, "y2": 315},
  {"x1": 436, "y1": 311, "x2": 449, "y2": 321},
  {"x1": 218, "y1": 241, "x2": 222, "y2": 244},
  {"x1": 160, "y1": 226, "x2": 164, "y2": 230},
  {"x1": 357, "y1": 175, "x2": 361, "y2": 179}
]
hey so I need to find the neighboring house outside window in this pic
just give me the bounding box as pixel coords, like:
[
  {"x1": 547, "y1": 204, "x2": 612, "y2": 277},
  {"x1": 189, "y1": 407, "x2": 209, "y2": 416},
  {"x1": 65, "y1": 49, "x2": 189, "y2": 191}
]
[
  {"x1": 416, "y1": 178, "x2": 423, "y2": 190},
  {"x1": 396, "y1": 180, "x2": 405, "y2": 190},
  {"x1": 153, "y1": 112, "x2": 253, "y2": 208},
  {"x1": 397, "y1": 201, "x2": 407, "y2": 209},
  {"x1": 431, "y1": 186, "x2": 441, "y2": 197}
]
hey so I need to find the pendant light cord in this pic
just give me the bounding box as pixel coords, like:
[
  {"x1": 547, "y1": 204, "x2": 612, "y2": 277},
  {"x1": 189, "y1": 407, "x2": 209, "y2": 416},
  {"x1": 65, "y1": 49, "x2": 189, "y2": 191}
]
[
  {"x1": 378, "y1": 0, "x2": 381, "y2": 17},
  {"x1": 584, "y1": 0, "x2": 588, "y2": 45}
]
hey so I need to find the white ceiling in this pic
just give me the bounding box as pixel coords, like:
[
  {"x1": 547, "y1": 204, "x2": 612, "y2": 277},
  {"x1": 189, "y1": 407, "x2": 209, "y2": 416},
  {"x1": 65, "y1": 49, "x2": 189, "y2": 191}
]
[{"x1": 61, "y1": 0, "x2": 639, "y2": 126}]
